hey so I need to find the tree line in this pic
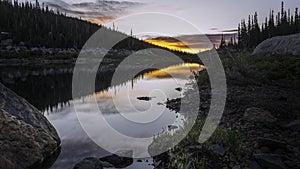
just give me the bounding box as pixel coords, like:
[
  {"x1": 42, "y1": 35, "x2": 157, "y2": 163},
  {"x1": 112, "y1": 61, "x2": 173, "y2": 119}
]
[
  {"x1": 0, "y1": 0, "x2": 105, "y2": 48},
  {"x1": 0, "y1": 0, "x2": 156, "y2": 50},
  {"x1": 237, "y1": 1, "x2": 300, "y2": 49}
]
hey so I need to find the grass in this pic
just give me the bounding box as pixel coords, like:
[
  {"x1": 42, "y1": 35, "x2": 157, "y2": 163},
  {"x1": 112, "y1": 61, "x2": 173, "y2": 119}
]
[
  {"x1": 218, "y1": 50, "x2": 300, "y2": 87},
  {"x1": 150, "y1": 115, "x2": 246, "y2": 168}
]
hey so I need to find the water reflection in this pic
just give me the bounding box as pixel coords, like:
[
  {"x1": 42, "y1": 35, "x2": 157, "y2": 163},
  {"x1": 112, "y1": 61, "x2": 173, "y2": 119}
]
[
  {"x1": 46, "y1": 63, "x2": 202, "y2": 168},
  {"x1": 0, "y1": 62, "x2": 202, "y2": 168}
]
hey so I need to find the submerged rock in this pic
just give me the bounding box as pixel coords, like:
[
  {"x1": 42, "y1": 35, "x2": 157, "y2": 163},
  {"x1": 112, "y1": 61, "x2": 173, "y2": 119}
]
[
  {"x1": 175, "y1": 87, "x2": 182, "y2": 92},
  {"x1": 168, "y1": 125, "x2": 178, "y2": 130},
  {"x1": 137, "y1": 96, "x2": 152, "y2": 101},
  {"x1": 0, "y1": 83, "x2": 60, "y2": 169}
]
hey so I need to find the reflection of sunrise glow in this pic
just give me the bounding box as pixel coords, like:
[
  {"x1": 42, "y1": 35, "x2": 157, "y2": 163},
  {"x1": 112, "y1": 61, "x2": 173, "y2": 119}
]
[
  {"x1": 145, "y1": 63, "x2": 203, "y2": 78},
  {"x1": 145, "y1": 39, "x2": 210, "y2": 54}
]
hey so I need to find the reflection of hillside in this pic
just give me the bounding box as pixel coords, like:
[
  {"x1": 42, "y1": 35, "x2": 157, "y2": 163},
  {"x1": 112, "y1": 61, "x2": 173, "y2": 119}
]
[{"x1": 0, "y1": 66, "x2": 116, "y2": 111}]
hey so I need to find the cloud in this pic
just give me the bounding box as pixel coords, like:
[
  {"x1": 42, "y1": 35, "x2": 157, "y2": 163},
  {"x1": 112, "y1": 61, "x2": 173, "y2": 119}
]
[
  {"x1": 221, "y1": 29, "x2": 238, "y2": 33},
  {"x1": 44, "y1": 0, "x2": 143, "y2": 24},
  {"x1": 145, "y1": 33, "x2": 238, "y2": 52}
]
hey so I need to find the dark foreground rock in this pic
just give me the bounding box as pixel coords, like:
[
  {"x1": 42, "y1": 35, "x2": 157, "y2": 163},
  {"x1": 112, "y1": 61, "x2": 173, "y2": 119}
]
[
  {"x1": 0, "y1": 83, "x2": 60, "y2": 169},
  {"x1": 99, "y1": 150, "x2": 133, "y2": 168},
  {"x1": 74, "y1": 150, "x2": 133, "y2": 169},
  {"x1": 73, "y1": 157, "x2": 104, "y2": 169}
]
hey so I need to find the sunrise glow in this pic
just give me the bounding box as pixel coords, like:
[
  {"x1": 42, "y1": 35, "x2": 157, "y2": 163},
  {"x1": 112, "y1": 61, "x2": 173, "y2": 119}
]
[{"x1": 145, "y1": 39, "x2": 206, "y2": 54}]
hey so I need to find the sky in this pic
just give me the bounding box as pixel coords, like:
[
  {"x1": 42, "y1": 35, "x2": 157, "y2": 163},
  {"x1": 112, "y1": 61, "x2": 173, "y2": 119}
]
[
  {"x1": 21, "y1": 0, "x2": 299, "y2": 52},
  {"x1": 23, "y1": 0, "x2": 299, "y2": 34}
]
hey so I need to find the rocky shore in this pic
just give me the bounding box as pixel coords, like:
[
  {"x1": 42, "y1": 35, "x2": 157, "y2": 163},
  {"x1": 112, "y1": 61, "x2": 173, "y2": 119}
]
[{"x1": 155, "y1": 51, "x2": 300, "y2": 169}]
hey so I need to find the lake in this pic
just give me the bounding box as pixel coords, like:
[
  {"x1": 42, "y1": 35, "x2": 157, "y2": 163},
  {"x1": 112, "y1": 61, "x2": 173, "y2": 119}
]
[{"x1": 0, "y1": 62, "x2": 202, "y2": 169}]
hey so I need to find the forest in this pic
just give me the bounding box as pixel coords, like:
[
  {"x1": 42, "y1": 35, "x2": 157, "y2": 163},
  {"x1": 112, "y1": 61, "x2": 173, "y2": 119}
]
[
  {"x1": 0, "y1": 0, "x2": 155, "y2": 50},
  {"x1": 236, "y1": 1, "x2": 300, "y2": 49}
]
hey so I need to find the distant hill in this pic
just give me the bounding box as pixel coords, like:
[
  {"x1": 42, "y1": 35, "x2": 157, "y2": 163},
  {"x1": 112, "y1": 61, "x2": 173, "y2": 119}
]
[{"x1": 0, "y1": 0, "x2": 159, "y2": 51}]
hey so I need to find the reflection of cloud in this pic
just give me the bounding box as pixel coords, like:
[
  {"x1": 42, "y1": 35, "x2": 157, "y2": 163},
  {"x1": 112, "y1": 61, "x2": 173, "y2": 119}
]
[
  {"x1": 45, "y1": 0, "x2": 143, "y2": 24},
  {"x1": 145, "y1": 63, "x2": 203, "y2": 79},
  {"x1": 145, "y1": 33, "x2": 237, "y2": 53}
]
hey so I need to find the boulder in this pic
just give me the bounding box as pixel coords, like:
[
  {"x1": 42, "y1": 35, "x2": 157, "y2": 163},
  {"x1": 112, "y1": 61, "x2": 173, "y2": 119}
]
[
  {"x1": 74, "y1": 150, "x2": 133, "y2": 169},
  {"x1": 0, "y1": 82, "x2": 59, "y2": 141},
  {"x1": 73, "y1": 157, "x2": 103, "y2": 169},
  {"x1": 243, "y1": 107, "x2": 277, "y2": 124},
  {"x1": 99, "y1": 150, "x2": 133, "y2": 168},
  {"x1": 253, "y1": 33, "x2": 300, "y2": 55},
  {"x1": 0, "y1": 83, "x2": 60, "y2": 169},
  {"x1": 0, "y1": 109, "x2": 59, "y2": 169}
]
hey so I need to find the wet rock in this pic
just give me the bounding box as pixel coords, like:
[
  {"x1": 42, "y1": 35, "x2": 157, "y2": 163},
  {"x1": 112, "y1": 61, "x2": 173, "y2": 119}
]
[
  {"x1": 153, "y1": 160, "x2": 162, "y2": 167},
  {"x1": 137, "y1": 97, "x2": 152, "y2": 101},
  {"x1": 243, "y1": 107, "x2": 277, "y2": 123},
  {"x1": 99, "y1": 150, "x2": 133, "y2": 168},
  {"x1": 99, "y1": 161, "x2": 114, "y2": 168},
  {"x1": 209, "y1": 144, "x2": 226, "y2": 156},
  {"x1": 175, "y1": 87, "x2": 182, "y2": 92},
  {"x1": 0, "y1": 83, "x2": 60, "y2": 169},
  {"x1": 168, "y1": 125, "x2": 178, "y2": 130},
  {"x1": 73, "y1": 157, "x2": 103, "y2": 169},
  {"x1": 254, "y1": 153, "x2": 286, "y2": 169}
]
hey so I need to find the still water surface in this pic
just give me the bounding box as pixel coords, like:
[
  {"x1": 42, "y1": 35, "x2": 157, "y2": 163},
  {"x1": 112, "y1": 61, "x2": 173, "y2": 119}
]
[{"x1": 28, "y1": 63, "x2": 202, "y2": 168}]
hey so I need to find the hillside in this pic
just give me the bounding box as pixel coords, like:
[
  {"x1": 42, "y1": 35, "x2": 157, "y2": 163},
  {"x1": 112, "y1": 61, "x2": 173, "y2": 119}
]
[{"x1": 0, "y1": 0, "x2": 162, "y2": 51}]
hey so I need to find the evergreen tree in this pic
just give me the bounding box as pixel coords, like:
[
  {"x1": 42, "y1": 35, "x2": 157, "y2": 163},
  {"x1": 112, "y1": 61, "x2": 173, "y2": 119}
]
[{"x1": 237, "y1": 1, "x2": 300, "y2": 49}]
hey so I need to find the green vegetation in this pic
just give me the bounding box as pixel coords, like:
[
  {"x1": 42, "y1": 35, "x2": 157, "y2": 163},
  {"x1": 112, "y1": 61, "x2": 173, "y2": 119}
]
[
  {"x1": 219, "y1": 51, "x2": 300, "y2": 87},
  {"x1": 150, "y1": 117, "x2": 246, "y2": 169}
]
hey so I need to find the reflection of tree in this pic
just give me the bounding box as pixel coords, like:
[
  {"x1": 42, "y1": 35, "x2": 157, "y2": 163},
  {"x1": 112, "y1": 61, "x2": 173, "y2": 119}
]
[{"x1": 0, "y1": 67, "x2": 116, "y2": 112}]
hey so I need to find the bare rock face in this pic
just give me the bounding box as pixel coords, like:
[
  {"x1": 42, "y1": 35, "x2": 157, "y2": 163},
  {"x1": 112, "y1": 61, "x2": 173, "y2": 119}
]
[
  {"x1": 253, "y1": 33, "x2": 300, "y2": 55},
  {"x1": 0, "y1": 83, "x2": 60, "y2": 169}
]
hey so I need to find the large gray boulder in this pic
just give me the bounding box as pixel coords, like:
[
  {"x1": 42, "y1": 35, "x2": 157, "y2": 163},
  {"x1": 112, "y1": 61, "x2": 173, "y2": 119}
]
[
  {"x1": 0, "y1": 83, "x2": 60, "y2": 169},
  {"x1": 0, "y1": 82, "x2": 59, "y2": 140},
  {"x1": 253, "y1": 33, "x2": 300, "y2": 55}
]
